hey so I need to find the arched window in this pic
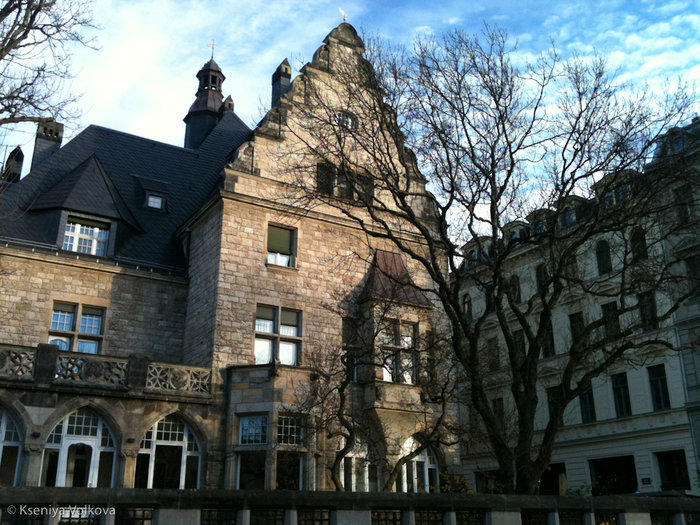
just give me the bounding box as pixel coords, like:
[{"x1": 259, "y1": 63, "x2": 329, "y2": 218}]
[
  {"x1": 41, "y1": 408, "x2": 115, "y2": 487},
  {"x1": 463, "y1": 294, "x2": 472, "y2": 322},
  {"x1": 135, "y1": 414, "x2": 201, "y2": 489},
  {"x1": 596, "y1": 240, "x2": 612, "y2": 275},
  {"x1": 631, "y1": 228, "x2": 648, "y2": 262},
  {"x1": 396, "y1": 437, "x2": 440, "y2": 493},
  {"x1": 0, "y1": 409, "x2": 21, "y2": 486}
]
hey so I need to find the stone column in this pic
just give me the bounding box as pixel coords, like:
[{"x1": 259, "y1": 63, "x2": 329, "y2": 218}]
[
  {"x1": 120, "y1": 448, "x2": 140, "y2": 488},
  {"x1": 21, "y1": 443, "x2": 44, "y2": 487}
]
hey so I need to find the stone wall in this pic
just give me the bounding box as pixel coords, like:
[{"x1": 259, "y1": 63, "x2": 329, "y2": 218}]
[{"x1": 0, "y1": 247, "x2": 187, "y2": 363}]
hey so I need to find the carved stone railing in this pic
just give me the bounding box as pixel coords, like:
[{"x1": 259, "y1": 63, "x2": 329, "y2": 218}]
[
  {"x1": 145, "y1": 362, "x2": 211, "y2": 396},
  {"x1": 0, "y1": 346, "x2": 36, "y2": 380},
  {"x1": 54, "y1": 353, "x2": 128, "y2": 388}
]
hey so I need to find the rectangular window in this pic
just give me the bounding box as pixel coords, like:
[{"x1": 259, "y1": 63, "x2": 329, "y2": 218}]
[
  {"x1": 49, "y1": 303, "x2": 104, "y2": 354},
  {"x1": 612, "y1": 372, "x2": 632, "y2": 417},
  {"x1": 547, "y1": 386, "x2": 561, "y2": 421},
  {"x1": 267, "y1": 225, "x2": 295, "y2": 267},
  {"x1": 380, "y1": 321, "x2": 417, "y2": 384},
  {"x1": 579, "y1": 386, "x2": 596, "y2": 423},
  {"x1": 254, "y1": 305, "x2": 302, "y2": 365},
  {"x1": 568, "y1": 311, "x2": 584, "y2": 343},
  {"x1": 62, "y1": 219, "x2": 110, "y2": 256},
  {"x1": 239, "y1": 415, "x2": 267, "y2": 445},
  {"x1": 648, "y1": 364, "x2": 670, "y2": 411},
  {"x1": 674, "y1": 185, "x2": 695, "y2": 225},
  {"x1": 146, "y1": 193, "x2": 164, "y2": 209},
  {"x1": 638, "y1": 292, "x2": 659, "y2": 331},
  {"x1": 541, "y1": 321, "x2": 556, "y2": 358},
  {"x1": 601, "y1": 302, "x2": 620, "y2": 338},
  {"x1": 486, "y1": 337, "x2": 500, "y2": 371},
  {"x1": 277, "y1": 415, "x2": 303, "y2": 445}
]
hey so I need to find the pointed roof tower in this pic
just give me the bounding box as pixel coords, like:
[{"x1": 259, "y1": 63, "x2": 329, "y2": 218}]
[{"x1": 184, "y1": 58, "x2": 227, "y2": 149}]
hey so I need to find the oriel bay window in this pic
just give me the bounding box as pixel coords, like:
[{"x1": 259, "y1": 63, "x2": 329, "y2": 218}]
[
  {"x1": 380, "y1": 320, "x2": 418, "y2": 384},
  {"x1": 49, "y1": 302, "x2": 104, "y2": 354},
  {"x1": 254, "y1": 305, "x2": 302, "y2": 365}
]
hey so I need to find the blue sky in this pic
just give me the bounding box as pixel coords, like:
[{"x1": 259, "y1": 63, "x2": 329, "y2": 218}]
[{"x1": 2, "y1": 0, "x2": 698, "y2": 172}]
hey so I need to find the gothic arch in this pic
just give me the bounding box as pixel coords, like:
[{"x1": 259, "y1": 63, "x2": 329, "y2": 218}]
[
  {"x1": 40, "y1": 407, "x2": 118, "y2": 488},
  {"x1": 133, "y1": 412, "x2": 203, "y2": 489}
]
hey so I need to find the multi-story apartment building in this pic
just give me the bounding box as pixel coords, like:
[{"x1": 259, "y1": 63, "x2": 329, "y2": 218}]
[
  {"x1": 458, "y1": 116, "x2": 700, "y2": 495},
  {"x1": 0, "y1": 22, "x2": 456, "y2": 497}
]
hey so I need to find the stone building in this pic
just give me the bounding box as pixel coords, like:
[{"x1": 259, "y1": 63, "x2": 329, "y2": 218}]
[
  {"x1": 0, "y1": 22, "x2": 455, "y2": 500},
  {"x1": 457, "y1": 117, "x2": 700, "y2": 495}
]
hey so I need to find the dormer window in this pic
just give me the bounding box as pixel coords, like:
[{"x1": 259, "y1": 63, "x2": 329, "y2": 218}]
[
  {"x1": 62, "y1": 219, "x2": 109, "y2": 256},
  {"x1": 146, "y1": 193, "x2": 164, "y2": 209}
]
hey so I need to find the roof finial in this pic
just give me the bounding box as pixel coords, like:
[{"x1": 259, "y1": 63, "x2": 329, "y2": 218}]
[
  {"x1": 339, "y1": 8, "x2": 347, "y2": 21},
  {"x1": 207, "y1": 39, "x2": 216, "y2": 59}
]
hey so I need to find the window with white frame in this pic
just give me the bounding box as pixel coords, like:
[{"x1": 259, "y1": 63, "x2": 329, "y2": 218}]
[
  {"x1": 338, "y1": 440, "x2": 379, "y2": 492},
  {"x1": 267, "y1": 225, "x2": 296, "y2": 267},
  {"x1": 380, "y1": 320, "x2": 418, "y2": 384},
  {"x1": 254, "y1": 305, "x2": 302, "y2": 365},
  {"x1": 0, "y1": 409, "x2": 21, "y2": 486},
  {"x1": 40, "y1": 408, "x2": 115, "y2": 488},
  {"x1": 277, "y1": 414, "x2": 303, "y2": 445},
  {"x1": 146, "y1": 193, "x2": 164, "y2": 210},
  {"x1": 49, "y1": 302, "x2": 105, "y2": 354},
  {"x1": 62, "y1": 219, "x2": 110, "y2": 256},
  {"x1": 134, "y1": 414, "x2": 201, "y2": 489},
  {"x1": 395, "y1": 437, "x2": 440, "y2": 493},
  {"x1": 239, "y1": 415, "x2": 268, "y2": 445}
]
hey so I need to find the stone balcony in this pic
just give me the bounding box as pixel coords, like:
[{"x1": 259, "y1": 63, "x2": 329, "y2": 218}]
[{"x1": 0, "y1": 343, "x2": 211, "y2": 398}]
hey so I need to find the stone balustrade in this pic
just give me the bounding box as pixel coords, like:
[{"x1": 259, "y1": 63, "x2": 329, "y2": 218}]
[
  {"x1": 0, "y1": 345, "x2": 36, "y2": 380},
  {"x1": 0, "y1": 344, "x2": 211, "y2": 397}
]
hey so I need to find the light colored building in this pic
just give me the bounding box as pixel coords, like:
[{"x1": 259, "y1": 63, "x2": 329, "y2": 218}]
[{"x1": 457, "y1": 117, "x2": 700, "y2": 495}]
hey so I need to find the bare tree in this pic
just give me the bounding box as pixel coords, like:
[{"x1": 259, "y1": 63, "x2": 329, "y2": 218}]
[
  {"x1": 0, "y1": 0, "x2": 95, "y2": 127},
  {"x1": 272, "y1": 24, "x2": 696, "y2": 493},
  {"x1": 292, "y1": 271, "x2": 459, "y2": 492}
]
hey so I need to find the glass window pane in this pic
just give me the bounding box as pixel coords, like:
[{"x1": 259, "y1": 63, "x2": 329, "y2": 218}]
[
  {"x1": 280, "y1": 309, "x2": 299, "y2": 336},
  {"x1": 49, "y1": 336, "x2": 71, "y2": 350},
  {"x1": 256, "y1": 306, "x2": 275, "y2": 333},
  {"x1": 279, "y1": 341, "x2": 298, "y2": 365},
  {"x1": 51, "y1": 304, "x2": 75, "y2": 331},
  {"x1": 80, "y1": 308, "x2": 103, "y2": 334},
  {"x1": 77, "y1": 340, "x2": 99, "y2": 354},
  {"x1": 254, "y1": 338, "x2": 273, "y2": 364},
  {"x1": 267, "y1": 226, "x2": 292, "y2": 255}
]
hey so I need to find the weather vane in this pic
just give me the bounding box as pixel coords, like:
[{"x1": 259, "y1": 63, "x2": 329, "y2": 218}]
[
  {"x1": 339, "y1": 8, "x2": 347, "y2": 21},
  {"x1": 207, "y1": 39, "x2": 216, "y2": 60}
]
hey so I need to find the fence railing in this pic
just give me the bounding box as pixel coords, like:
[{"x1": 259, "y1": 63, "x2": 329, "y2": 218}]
[{"x1": 0, "y1": 488, "x2": 699, "y2": 525}]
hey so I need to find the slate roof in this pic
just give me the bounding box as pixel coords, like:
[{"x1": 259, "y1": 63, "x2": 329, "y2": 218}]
[
  {"x1": 359, "y1": 250, "x2": 431, "y2": 308},
  {"x1": 0, "y1": 110, "x2": 251, "y2": 272}
]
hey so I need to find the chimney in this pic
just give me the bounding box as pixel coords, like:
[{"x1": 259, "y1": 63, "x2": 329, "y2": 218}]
[
  {"x1": 271, "y1": 59, "x2": 292, "y2": 107},
  {"x1": 31, "y1": 120, "x2": 63, "y2": 171},
  {"x1": 1, "y1": 146, "x2": 23, "y2": 183}
]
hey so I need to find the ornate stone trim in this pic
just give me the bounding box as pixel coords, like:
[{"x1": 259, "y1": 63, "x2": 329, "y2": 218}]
[
  {"x1": 54, "y1": 354, "x2": 128, "y2": 388},
  {"x1": 0, "y1": 347, "x2": 36, "y2": 380},
  {"x1": 145, "y1": 362, "x2": 211, "y2": 396}
]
